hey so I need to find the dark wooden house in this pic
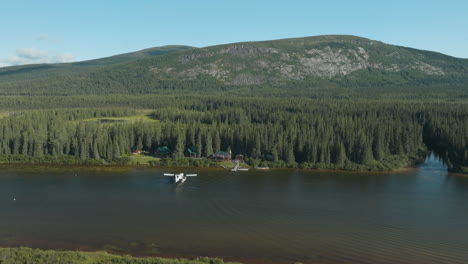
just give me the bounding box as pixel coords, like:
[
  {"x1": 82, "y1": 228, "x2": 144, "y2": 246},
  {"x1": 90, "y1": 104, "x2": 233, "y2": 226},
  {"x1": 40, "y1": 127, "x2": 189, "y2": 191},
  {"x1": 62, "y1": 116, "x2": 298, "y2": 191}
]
[
  {"x1": 211, "y1": 151, "x2": 231, "y2": 162},
  {"x1": 185, "y1": 145, "x2": 198, "y2": 158},
  {"x1": 155, "y1": 146, "x2": 172, "y2": 157},
  {"x1": 235, "y1": 154, "x2": 244, "y2": 162}
]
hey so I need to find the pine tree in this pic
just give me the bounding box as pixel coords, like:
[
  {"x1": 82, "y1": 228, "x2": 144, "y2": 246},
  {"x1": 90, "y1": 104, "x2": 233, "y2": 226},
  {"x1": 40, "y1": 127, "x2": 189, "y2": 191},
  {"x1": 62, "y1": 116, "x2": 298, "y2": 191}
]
[
  {"x1": 137, "y1": 137, "x2": 143, "y2": 151},
  {"x1": 113, "y1": 140, "x2": 121, "y2": 159},
  {"x1": 362, "y1": 144, "x2": 374, "y2": 165},
  {"x1": 252, "y1": 134, "x2": 261, "y2": 159},
  {"x1": 335, "y1": 142, "x2": 346, "y2": 167},
  {"x1": 33, "y1": 140, "x2": 43, "y2": 158},
  {"x1": 93, "y1": 140, "x2": 100, "y2": 160},
  {"x1": 286, "y1": 144, "x2": 295, "y2": 165},
  {"x1": 373, "y1": 130, "x2": 385, "y2": 161},
  {"x1": 174, "y1": 131, "x2": 185, "y2": 159},
  {"x1": 196, "y1": 133, "x2": 202, "y2": 158},
  {"x1": 272, "y1": 145, "x2": 279, "y2": 162},
  {"x1": 214, "y1": 131, "x2": 221, "y2": 153},
  {"x1": 204, "y1": 133, "x2": 213, "y2": 158}
]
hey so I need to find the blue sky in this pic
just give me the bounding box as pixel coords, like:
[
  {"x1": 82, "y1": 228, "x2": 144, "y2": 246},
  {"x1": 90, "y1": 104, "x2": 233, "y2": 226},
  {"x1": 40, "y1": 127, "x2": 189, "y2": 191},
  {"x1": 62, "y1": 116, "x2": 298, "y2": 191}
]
[{"x1": 1, "y1": 0, "x2": 467, "y2": 67}]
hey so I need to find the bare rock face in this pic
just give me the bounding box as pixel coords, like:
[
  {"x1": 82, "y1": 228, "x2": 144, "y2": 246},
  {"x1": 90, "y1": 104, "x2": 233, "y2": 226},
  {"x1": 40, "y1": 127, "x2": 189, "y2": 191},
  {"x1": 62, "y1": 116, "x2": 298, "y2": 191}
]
[
  {"x1": 231, "y1": 73, "x2": 263, "y2": 85},
  {"x1": 220, "y1": 45, "x2": 279, "y2": 56},
  {"x1": 299, "y1": 47, "x2": 374, "y2": 77},
  {"x1": 181, "y1": 63, "x2": 229, "y2": 80},
  {"x1": 167, "y1": 41, "x2": 447, "y2": 84},
  {"x1": 412, "y1": 61, "x2": 445, "y2": 75}
]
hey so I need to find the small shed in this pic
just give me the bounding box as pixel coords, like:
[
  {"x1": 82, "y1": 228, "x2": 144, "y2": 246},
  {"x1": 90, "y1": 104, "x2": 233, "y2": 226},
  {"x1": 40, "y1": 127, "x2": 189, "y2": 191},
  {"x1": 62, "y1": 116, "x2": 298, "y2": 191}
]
[
  {"x1": 235, "y1": 154, "x2": 244, "y2": 163},
  {"x1": 130, "y1": 145, "x2": 139, "y2": 152},
  {"x1": 186, "y1": 145, "x2": 198, "y2": 158},
  {"x1": 211, "y1": 151, "x2": 231, "y2": 162},
  {"x1": 264, "y1": 154, "x2": 274, "y2": 161}
]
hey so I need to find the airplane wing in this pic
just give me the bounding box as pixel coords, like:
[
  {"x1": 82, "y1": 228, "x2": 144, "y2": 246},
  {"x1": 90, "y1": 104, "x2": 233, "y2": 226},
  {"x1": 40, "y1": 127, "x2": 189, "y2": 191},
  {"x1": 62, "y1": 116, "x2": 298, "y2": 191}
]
[
  {"x1": 164, "y1": 173, "x2": 175, "y2": 176},
  {"x1": 186, "y1": 174, "x2": 198, "y2": 177}
]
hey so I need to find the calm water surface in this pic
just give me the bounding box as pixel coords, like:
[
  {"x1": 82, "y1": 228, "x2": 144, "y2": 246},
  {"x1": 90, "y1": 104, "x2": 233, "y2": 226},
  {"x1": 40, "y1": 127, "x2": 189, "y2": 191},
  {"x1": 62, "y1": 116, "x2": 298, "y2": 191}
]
[{"x1": 1, "y1": 154, "x2": 468, "y2": 264}]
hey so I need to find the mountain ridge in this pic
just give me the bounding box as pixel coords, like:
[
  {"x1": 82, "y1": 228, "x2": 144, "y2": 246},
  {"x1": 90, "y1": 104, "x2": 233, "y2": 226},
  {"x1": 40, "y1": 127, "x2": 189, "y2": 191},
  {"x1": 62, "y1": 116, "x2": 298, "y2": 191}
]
[{"x1": 0, "y1": 35, "x2": 467, "y2": 95}]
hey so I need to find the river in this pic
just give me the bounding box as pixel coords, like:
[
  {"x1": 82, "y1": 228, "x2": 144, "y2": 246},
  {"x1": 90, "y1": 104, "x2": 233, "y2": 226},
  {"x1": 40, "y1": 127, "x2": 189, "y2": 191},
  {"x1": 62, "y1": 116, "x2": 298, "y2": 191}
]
[{"x1": 1, "y1": 153, "x2": 467, "y2": 264}]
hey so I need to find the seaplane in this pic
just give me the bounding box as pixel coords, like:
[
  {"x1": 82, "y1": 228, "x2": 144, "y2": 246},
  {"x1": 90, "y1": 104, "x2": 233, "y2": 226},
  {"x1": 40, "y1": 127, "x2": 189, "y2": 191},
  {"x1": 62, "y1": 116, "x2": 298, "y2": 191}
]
[{"x1": 164, "y1": 173, "x2": 197, "y2": 183}]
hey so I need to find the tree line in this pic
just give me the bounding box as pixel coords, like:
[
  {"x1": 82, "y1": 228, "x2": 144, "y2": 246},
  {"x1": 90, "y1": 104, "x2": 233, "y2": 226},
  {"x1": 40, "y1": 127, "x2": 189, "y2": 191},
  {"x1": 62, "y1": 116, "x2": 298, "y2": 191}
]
[{"x1": 0, "y1": 99, "x2": 466, "y2": 171}]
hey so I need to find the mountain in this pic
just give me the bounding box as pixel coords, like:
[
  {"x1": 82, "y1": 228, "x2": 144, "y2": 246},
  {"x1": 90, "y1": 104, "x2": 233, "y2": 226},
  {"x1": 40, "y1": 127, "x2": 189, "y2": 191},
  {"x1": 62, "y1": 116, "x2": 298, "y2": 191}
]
[
  {"x1": 135, "y1": 35, "x2": 468, "y2": 84},
  {"x1": 1, "y1": 35, "x2": 467, "y2": 95},
  {"x1": 0, "y1": 45, "x2": 193, "y2": 92}
]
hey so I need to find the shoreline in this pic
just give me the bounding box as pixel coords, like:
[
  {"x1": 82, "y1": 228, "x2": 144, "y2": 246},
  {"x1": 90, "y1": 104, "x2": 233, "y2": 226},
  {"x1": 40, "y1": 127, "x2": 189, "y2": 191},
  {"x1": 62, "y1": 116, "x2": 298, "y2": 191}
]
[
  {"x1": 0, "y1": 160, "x2": 423, "y2": 174},
  {"x1": 0, "y1": 156, "x2": 430, "y2": 175},
  {"x1": 0, "y1": 149, "x2": 430, "y2": 174},
  {"x1": 0, "y1": 151, "x2": 432, "y2": 175}
]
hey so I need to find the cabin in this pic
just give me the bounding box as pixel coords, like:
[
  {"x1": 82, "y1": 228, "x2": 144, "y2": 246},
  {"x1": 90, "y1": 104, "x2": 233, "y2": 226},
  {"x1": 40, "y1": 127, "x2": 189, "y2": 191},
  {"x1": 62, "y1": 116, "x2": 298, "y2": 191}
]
[
  {"x1": 264, "y1": 154, "x2": 274, "y2": 161},
  {"x1": 130, "y1": 146, "x2": 144, "y2": 155},
  {"x1": 211, "y1": 151, "x2": 231, "y2": 162},
  {"x1": 235, "y1": 154, "x2": 244, "y2": 163},
  {"x1": 155, "y1": 146, "x2": 172, "y2": 157},
  {"x1": 185, "y1": 145, "x2": 198, "y2": 158}
]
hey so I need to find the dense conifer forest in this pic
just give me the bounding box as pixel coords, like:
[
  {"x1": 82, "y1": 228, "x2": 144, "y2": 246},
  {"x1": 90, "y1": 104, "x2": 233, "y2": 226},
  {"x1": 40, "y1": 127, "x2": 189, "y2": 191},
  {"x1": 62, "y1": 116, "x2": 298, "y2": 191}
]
[{"x1": 0, "y1": 92, "x2": 467, "y2": 172}]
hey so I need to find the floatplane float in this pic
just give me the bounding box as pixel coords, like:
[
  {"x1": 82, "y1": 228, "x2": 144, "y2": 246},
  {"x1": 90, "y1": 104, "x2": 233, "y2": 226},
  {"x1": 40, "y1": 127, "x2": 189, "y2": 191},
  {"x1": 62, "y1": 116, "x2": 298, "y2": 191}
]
[{"x1": 164, "y1": 173, "x2": 197, "y2": 183}]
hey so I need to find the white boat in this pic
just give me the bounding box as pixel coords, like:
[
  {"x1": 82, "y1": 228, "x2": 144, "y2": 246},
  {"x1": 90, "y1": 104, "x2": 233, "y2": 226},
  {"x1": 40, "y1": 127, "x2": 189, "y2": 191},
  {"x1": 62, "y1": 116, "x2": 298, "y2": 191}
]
[{"x1": 164, "y1": 173, "x2": 197, "y2": 183}]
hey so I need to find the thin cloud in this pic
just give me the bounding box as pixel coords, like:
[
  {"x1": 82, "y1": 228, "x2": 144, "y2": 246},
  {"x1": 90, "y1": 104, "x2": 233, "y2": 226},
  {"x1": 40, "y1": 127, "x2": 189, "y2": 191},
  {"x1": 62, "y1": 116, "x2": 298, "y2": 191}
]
[
  {"x1": 16, "y1": 48, "x2": 48, "y2": 60},
  {"x1": 36, "y1": 34, "x2": 49, "y2": 41},
  {"x1": 51, "y1": 52, "x2": 75, "y2": 63},
  {"x1": 0, "y1": 48, "x2": 75, "y2": 67}
]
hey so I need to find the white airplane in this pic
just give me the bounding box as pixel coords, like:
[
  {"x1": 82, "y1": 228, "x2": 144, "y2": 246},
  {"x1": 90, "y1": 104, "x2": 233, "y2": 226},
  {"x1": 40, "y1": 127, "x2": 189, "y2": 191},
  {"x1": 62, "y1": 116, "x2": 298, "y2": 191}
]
[{"x1": 164, "y1": 173, "x2": 197, "y2": 183}]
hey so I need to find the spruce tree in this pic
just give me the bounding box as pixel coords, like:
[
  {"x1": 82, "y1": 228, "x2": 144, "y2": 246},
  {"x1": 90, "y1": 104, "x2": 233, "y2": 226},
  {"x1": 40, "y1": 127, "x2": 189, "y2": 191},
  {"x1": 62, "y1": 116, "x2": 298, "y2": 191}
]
[
  {"x1": 204, "y1": 133, "x2": 213, "y2": 158},
  {"x1": 335, "y1": 142, "x2": 346, "y2": 167},
  {"x1": 174, "y1": 131, "x2": 186, "y2": 159},
  {"x1": 214, "y1": 131, "x2": 221, "y2": 153}
]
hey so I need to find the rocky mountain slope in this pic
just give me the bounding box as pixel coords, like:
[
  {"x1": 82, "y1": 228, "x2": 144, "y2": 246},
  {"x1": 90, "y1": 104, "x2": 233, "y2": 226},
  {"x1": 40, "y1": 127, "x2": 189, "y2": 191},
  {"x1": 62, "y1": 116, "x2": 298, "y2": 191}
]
[
  {"x1": 147, "y1": 35, "x2": 456, "y2": 84},
  {"x1": 0, "y1": 35, "x2": 467, "y2": 95}
]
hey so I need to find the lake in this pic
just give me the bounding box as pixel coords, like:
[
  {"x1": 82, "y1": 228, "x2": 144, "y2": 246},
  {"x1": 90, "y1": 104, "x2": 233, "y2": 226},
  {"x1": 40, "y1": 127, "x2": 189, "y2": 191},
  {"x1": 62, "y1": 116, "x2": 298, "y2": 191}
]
[{"x1": 1, "y1": 154, "x2": 468, "y2": 264}]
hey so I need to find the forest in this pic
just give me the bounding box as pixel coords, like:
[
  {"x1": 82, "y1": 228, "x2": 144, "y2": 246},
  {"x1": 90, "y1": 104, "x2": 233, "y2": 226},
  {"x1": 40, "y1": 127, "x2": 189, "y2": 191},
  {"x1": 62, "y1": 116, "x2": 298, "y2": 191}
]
[{"x1": 0, "y1": 92, "x2": 467, "y2": 173}]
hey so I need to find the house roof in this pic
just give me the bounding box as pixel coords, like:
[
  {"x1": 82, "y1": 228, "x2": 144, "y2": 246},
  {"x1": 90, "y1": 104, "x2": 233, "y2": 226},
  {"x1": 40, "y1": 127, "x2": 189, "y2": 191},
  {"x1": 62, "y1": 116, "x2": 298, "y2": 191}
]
[
  {"x1": 187, "y1": 145, "x2": 198, "y2": 154},
  {"x1": 156, "y1": 146, "x2": 172, "y2": 154},
  {"x1": 213, "y1": 151, "x2": 230, "y2": 157}
]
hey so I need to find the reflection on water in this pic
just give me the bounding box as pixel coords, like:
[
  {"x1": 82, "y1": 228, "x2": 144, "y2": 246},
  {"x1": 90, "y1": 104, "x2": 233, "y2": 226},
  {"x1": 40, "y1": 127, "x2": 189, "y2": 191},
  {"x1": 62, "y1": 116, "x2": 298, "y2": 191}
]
[
  {"x1": 1, "y1": 155, "x2": 468, "y2": 264},
  {"x1": 422, "y1": 152, "x2": 448, "y2": 170}
]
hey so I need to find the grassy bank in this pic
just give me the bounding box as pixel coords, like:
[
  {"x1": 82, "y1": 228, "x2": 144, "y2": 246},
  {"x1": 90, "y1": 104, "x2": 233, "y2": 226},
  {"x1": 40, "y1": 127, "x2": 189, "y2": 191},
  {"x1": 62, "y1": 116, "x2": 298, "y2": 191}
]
[
  {"x1": 0, "y1": 247, "x2": 240, "y2": 264},
  {"x1": 128, "y1": 154, "x2": 161, "y2": 165}
]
